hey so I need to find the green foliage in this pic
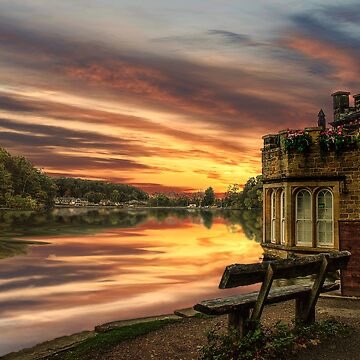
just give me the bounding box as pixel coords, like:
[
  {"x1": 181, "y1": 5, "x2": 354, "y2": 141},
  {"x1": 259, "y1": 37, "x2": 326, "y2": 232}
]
[
  {"x1": 110, "y1": 189, "x2": 121, "y2": 203},
  {"x1": 202, "y1": 187, "x2": 216, "y2": 206},
  {"x1": 319, "y1": 127, "x2": 347, "y2": 154},
  {"x1": 319, "y1": 126, "x2": 360, "y2": 154},
  {"x1": 222, "y1": 184, "x2": 242, "y2": 208},
  {"x1": 55, "y1": 177, "x2": 148, "y2": 203},
  {"x1": 148, "y1": 193, "x2": 172, "y2": 207},
  {"x1": 61, "y1": 318, "x2": 179, "y2": 360},
  {"x1": 4, "y1": 194, "x2": 39, "y2": 210},
  {"x1": 0, "y1": 146, "x2": 150, "y2": 210},
  {"x1": 0, "y1": 147, "x2": 57, "y2": 209},
  {"x1": 144, "y1": 188, "x2": 216, "y2": 208},
  {"x1": 201, "y1": 326, "x2": 266, "y2": 360},
  {"x1": 200, "y1": 320, "x2": 348, "y2": 360},
  {"x1": 223, "y1": 176, "x2": 263, "y2": 210},
  {"x1": 284, "y1": 130, "x2": 312, "y2": 153}
]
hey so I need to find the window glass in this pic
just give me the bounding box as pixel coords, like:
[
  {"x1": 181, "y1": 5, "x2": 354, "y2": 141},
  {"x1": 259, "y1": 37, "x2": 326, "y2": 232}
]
[
  {"x1": 296, "y1": 190, "x2": 312, "y2": 246},
  {"x1": 271, "y1": 191, "x2": 276, "y2": 243},
  {"x1": 317, "y1": 190, "x2": 333, "y2": 247},
  {"x1": 280, "y1": 191, "x2": 285, "y2": 245}
]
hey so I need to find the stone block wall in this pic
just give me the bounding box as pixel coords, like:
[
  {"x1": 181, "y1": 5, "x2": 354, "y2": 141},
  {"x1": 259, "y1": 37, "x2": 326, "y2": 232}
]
[
  {"x1": 262, "y1": 127, "x2": 360, "y2": 221},
  {"x1": 262, "y1": 127, "x2": 360, "y2": 296}
]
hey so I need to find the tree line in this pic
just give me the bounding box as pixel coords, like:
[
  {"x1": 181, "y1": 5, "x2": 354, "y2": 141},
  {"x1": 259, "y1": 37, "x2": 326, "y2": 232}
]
[
  {"x1": 0, "y1": 147, "x2": 147, "y2": 210},
  {"x1": 0, "y1": 146, "x2": 263, "y2": 210},
  {"x1": 55, "y1": 177, "x2": 148, "y2": 204},
  {"x1": 0, "y1": 147, "x2": 56, "y2": 210},
  {"x1": 147, "y1": 176, "x2": 263, "y2": 210},
  {"x1": 147, "y1": 187, "x2": 216, "y2": 207}
]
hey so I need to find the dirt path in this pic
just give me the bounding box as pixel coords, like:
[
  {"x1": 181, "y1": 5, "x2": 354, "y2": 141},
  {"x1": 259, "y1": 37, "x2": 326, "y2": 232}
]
[{"x1": 55, "y1": 297, "x2": 360, "y2": 360}]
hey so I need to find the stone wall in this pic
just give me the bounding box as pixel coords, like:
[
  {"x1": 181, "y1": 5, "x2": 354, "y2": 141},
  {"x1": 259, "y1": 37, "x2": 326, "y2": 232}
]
[
  {"x1": 262, "y1": 127, "x2": 360, "y2": 221},
  {"x1": 262, "y1": 127, "x2": 360, "y2": 296}
]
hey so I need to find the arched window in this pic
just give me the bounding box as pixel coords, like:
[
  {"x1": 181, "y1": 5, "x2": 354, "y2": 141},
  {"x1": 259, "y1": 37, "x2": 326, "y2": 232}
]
[
  {"x1": 316, "y1": 189, "x2": 333, "y2": 247},
  {"x1": 270, "y1": 191, "x2": 276, "y2": 243},
  {"x1": 296, "y1": 189, "x2": 312, "y2": 246},
  {"x1": 280, "y1": 190, "x2": 285, "y2": 245}
]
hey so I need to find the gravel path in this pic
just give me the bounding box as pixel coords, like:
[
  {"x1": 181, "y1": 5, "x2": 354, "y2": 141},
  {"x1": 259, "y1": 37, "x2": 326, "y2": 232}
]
[{"x1": 53, "y1": 297, "x2": 360, "y2": 360}]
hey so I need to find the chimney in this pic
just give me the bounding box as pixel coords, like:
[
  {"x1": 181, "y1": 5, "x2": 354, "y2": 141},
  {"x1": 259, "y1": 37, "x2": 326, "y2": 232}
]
[
  {"x1": 318, "y1": 109, "x2": 326, "y2": 129},
  {"x1": 331, "y1": 91, "x2": 350, "y2": 121},
  {"x1": 353, "y1": 94, "x2": 360, "y2": 111}
]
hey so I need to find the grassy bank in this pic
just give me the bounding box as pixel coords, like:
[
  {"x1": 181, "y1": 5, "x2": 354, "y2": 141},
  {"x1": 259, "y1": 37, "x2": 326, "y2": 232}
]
[{"x1": 48, "y1": 318, "x2": 180, "y2": 360}]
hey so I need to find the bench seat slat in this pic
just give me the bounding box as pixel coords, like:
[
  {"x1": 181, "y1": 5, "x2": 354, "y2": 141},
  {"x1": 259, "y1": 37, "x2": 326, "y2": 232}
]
[{"x1": 194, "y1": 282, "x2": 339, "y2": 316}]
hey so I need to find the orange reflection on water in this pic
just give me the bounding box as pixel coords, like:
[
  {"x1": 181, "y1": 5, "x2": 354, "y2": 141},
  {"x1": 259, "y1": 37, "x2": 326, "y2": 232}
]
[{"x1": 0, "y1": 214, "x2": 262, "y2": 355}]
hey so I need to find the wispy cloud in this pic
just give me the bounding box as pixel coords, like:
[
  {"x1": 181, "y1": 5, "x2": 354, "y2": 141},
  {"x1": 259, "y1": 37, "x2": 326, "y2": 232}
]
[{"x1": 207, "y1": 29, "x2": 260, "y2": 46}]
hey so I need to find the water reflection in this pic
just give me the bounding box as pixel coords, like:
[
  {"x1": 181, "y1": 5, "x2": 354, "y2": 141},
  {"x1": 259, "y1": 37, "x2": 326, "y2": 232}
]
[{"x1": 0, "y1": 208, "x2": 262, "y2": 355}]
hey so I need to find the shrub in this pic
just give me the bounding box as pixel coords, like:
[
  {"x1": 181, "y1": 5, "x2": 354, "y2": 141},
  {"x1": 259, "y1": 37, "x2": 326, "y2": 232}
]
[
  {"x1": 200, "y1": 320, "x2": 348, "y2": 360},
  {"x1": 284, "y1": 130, "x2": 312, "y2": 153}
]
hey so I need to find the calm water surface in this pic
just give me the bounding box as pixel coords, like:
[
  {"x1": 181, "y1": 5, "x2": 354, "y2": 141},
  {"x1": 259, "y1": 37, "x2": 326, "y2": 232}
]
[{"x1": 0, "y1": 208, "x2": 262, "y2": 355}]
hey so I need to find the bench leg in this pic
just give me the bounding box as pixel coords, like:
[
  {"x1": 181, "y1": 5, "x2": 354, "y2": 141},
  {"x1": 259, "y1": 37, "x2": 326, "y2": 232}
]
[
  {"x1": 295, "y1": 295, "x2": 315, "y2": 325},
  {"x1": 228, "y1": 308, "x2": 250, "y2": 338}
]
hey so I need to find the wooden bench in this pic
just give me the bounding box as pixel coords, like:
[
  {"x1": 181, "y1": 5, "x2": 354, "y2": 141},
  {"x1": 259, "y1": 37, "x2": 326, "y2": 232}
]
[{"x1": 194, "y1": 251, "x2": 351, "y2": 337}]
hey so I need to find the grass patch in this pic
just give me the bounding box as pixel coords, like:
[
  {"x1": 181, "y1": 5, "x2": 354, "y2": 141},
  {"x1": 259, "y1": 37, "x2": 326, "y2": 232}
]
[
  {"x1": 200, "y1": 319, "x2": 349, "y2": 360},
  {"x1": 57, "y1": 318, "x2": 179, "y2": 360}
]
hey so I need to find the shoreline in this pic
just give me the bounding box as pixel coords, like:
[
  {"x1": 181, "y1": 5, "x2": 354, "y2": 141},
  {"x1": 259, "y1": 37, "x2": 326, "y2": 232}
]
[
  {"x1": 1, "y1": 312, "x2": 186, "y2": 360},
  {"x1": 2, "y1": 295, "x2": 359, "y2": 360},
  {"x1": 1, "y1": 206, "x2": 259, "y2": 211}
]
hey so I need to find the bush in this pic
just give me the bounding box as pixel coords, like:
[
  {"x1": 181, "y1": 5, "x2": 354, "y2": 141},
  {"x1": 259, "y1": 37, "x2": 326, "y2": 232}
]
[
  {"x1": 5, "y1": 194, "x2": 39, "y2": 210},
  {"x1": 200, "y1": 320, "x2": 348, "y2": 360},
  {"x1": 284, "y1": 130, "x2": 312, "y2": 153}
]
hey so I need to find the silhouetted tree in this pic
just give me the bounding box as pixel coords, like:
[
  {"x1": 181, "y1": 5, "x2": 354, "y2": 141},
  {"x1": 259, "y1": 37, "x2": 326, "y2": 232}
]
[{"x1": 202, "y1": 187, "x2": 215, "y2": 206}]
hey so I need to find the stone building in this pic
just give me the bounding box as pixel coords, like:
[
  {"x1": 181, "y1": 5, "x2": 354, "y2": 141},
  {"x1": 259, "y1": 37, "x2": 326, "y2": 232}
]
[{"x1": 261, "y1": 91, "x2": 360, "y2": 296}]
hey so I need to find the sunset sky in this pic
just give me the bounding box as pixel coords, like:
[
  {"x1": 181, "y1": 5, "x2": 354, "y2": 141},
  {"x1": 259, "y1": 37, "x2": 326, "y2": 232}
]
[{"x1": 0, "y1": 1, "x2": 359, "y2": 193}]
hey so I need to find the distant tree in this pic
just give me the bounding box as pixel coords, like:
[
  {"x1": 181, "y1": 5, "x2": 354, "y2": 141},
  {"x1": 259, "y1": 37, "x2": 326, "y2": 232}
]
[
  {"x1": 85, "y1": 191, "x2": 104, "y2": 204},
  {"x1": 150, "y1": 193, "x2": 171, "y2": 207},
  {"x1": 202, "y1": 187, "x2": 215, "y2": 206},
  {"x1": 223, "y1": 184, "x2": 242, "y2": 208},
  {"x1": 222, "y1": 176, "x2": 263, "y2": 209},
  {"x1": 0, "y1": 147, "x2": 57, "y2": 209},
  {"x1": 241, "y1": 175, "x2": 263, "y2": 209},
  {"x1": 54, "y1": 177, "x2": 148, "y2": 203},
  {"x1": 110, "y1": 190, "x2": 121, "y2": 203},
  {"x1": 0, "y1": 146, "x2": 151, "y2": 210},
  {"x1": 0, "y1": 163, "x2": 12, "y2": 205},
  {"x1": 190, "y1": 191, "x2": 204, "y2": 207},
  {"x1": 174, "y1": 194, "x2": 190, "y2": 207}
]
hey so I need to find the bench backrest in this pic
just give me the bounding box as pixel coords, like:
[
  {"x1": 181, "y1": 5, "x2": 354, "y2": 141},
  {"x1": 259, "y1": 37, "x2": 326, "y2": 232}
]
[{"x1": 219, "y1": 251, "x2": 351, "y2": 289}]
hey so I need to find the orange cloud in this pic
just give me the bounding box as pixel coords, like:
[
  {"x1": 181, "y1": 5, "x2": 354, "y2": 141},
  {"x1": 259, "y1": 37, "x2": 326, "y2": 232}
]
[{"x1": 284, "y1": 34, "x2": 359, "y2": 82}]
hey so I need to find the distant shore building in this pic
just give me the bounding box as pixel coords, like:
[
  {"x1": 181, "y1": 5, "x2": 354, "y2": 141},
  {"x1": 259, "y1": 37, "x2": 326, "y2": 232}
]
[
  {"x1": 54, "y1": 197, "x2": 89, "y2": 207},
  {"x1": 261, "y1": 91, "x2": 360, "y2": 296}
]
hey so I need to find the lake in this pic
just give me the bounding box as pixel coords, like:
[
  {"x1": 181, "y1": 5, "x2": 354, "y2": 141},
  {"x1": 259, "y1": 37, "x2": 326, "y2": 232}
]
[{"x1": 0, "y1": 208, "x2": 263, "y2": 356}]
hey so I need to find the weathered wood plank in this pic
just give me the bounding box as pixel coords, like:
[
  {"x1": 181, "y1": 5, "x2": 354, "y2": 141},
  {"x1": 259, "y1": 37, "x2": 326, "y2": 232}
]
[
  {"x1": 228, "y1": 308, "x2": 250, "y2": 337},
  {"x1": 301, "y1": 255, "x2": 329, "y2": 323},
  {"x1": 296, "y1": 295, "x2": 315, "y2": 325},
  {"x1": 251, "y1": 263, "x2": 274, "y2": 321},
  {"x1": 219, "y1": 251, "x2": 350, "y2": 289},
  {"x1": 194, "y1": 282, "x2": 339, "y2": 316}
]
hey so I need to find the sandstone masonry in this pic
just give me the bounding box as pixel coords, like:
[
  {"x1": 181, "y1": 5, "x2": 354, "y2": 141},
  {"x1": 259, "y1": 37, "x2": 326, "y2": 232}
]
[{"x1": 261, "y1": 91, "x2": 360, "y2": 296}]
